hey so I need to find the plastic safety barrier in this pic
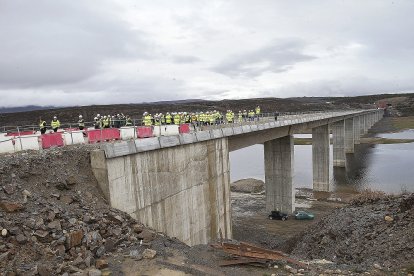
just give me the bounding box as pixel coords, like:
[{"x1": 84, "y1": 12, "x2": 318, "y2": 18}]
[
  {"x1": 87, "y1": 129, "x2": 120, "y2": 143},
  {"x1": 0, "y1": 136, "x2": 16, "y2": 153},
  {"x1": 63, "y1": 131, "x2": 85, "y2": 145},
  {"x1": 6, "y1": 131, "x2": 35, "y2": 136},
  {"x1": 161, "y1": 125, "x2": 179, "y2": 136},
  {"x1": 120, "y1": 127, "x2": 136, "y2": 140},
  {"x1": 41, "y1": 133, "x2": 64, "y2": 149},
  {"x1": 152, "y1": 126, "x2": 161, "y2": 137},
  {"x1": 179, "y1": 124, "x2": 190, "y2": 134},
  {"x1": 136, "y1": 127, "x2": 153, "y2": 138}
]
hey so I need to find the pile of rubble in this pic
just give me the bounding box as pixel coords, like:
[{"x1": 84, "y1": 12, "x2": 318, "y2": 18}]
[
  {"x1": 291, "y1": 192, "x2": 414, "y2": 271},
  {"x1": 0, "y1": 146, "x2": 185, "y2": 275}
]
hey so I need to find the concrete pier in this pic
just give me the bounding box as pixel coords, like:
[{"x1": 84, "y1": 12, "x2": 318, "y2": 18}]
[
  {"x1": 312, "y1": 125, "x2": 330, "y2": 191},
  {"x1": 345, "y1": 118, "x2": 354, "y2": 153},
  {"x1": 264, "y1": 135, "x2": 294, "y2": 214},
  {"x1": 359, "y1": 116, "x2": 365, "y2": 136},
  {"x1": 353, "y1": 116, "x2": 360, "y2": 144},
  {"x1": 332, "y1": 120, "x2": 345, "y2": 167}
]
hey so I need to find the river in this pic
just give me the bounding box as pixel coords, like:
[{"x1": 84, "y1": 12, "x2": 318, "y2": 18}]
[{"x1": 229, "y1": 130, "x2": 414, "y2": 194}]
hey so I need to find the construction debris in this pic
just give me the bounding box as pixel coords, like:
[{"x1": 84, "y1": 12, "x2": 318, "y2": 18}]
[{"x1": 211, "y1": 240, "x2": 306, "y2": 267}]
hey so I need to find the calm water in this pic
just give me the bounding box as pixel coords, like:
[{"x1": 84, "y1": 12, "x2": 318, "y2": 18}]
[{"x1": 230, "y1": 131, "x2": 414, "y2": 194}]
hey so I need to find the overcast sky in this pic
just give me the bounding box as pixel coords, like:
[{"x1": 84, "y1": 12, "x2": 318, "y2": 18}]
[{"x1": 1, "y1": 0, "x2": 413, "y2": 107}]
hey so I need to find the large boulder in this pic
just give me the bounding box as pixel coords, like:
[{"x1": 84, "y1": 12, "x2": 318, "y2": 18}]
[{"x1": 230, "y1": 178, "x2": 264, "y2": 193}]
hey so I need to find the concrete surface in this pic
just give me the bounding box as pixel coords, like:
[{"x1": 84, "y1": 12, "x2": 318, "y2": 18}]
[
  {"x1": 264, "y1": 135, "x2": 295, "y2": 214},
  {"x1": 312, "y1": 125, "x2": 330, "y2": 192},
  {"x1": 93, "y1": 138, "x2": 232, "y2": 246}
]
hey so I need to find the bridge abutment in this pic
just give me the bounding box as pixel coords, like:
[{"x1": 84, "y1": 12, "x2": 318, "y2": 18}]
[{"x1": 91, "y1": 138, "x2": 232, "y2": 246}]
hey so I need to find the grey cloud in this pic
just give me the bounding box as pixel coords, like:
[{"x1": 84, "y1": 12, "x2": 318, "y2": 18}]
[
  {"x1": 0, "y1": 0, "x2": 149, "y2": 89},
  {"x1": 172, "y1": 55, "x2": 202, "y2": 64},
  {"x1": 212, "y1": 39, "x2": 315, "y2": 77}
]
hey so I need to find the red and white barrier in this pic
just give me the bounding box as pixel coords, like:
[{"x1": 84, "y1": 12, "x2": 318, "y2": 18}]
[
  {"x1": 87, "y1": 129, "x2": 120, "y2": 143},
  {"x1": 161, "y1": 125, "x2": 179, "y2": 136},
  {"x1": 63, "y1": 131, "x2": 85, "y2": 145},
  {"x1": 136, "y1": 127, "x2": 153, "y2": 138},
  {"x1": 41, "y1": 133, "x2": 64, "y2": 149},
  {"x1": 179, "y1": 124, "x2": 190, "y2": 134},
  {"x1": 120, "y1": 127, "x2": 136, "y2": 140}
]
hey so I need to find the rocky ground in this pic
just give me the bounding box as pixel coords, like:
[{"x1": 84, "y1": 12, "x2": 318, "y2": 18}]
[
  {"x1": 291, "y1": 192, "x2": 414, "y2": 273},
  {"x1": 1, "y1": 144, "x2": 414, "y2": 275}
]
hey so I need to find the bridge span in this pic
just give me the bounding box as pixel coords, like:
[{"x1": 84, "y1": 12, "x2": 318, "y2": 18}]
[{"x1": 91, "y1": 109, "x2": 383, "y2": 246}]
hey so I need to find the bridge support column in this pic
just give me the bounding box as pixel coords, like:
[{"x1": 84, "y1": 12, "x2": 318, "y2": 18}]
[
  {"x1": 363, "y1": 115, "x2": 368, "y2": 134},
  {"x1": 332, "y1": 120, "x2": 345, "y2": 167},
  {"x1": 345, "y1": 118, "x2": 354, "y2": 153},
  {"x1": 312, "y1": 125, "x2": 330, "y2": 192},
  {"x1": 353, "y1": 116, "x2": 360, "y2": 144},
  {"x1": 264, "y1": 135, "x2": 294, "y2": 214},
  {"x1": 360, "y1": 116, "x2": 365, "y2": 136}
]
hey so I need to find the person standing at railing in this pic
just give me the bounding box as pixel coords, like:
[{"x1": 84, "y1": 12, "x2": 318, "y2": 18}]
[
  {"x1": 255, "y1": 105, "x2": 261, "y2": 121},
  {"x1": 173, "y1": 113, "x2": 180, "y2": 125},
  {"x1": 78, "y1": 115, "x2": 85, "y2": 130},
  {"x1": 226, "y1": 110, "x2": 233, "y2": 124},
  {"x1": 51, "y1": 116, "x2": 60, "y2": 132},
  {"x1": 94, "y1": 117, "x2": 100, "y2": 129},
  {"x1": 238, "y1": 111, "x2": 243, "y2": 123},
  {"x1": 242, "y1": 110, "x2": 248, "y2": 121},
  {"x1": 274, "y1": 111, "x2": 279, "y2": 121},
  {"x1": 39, "y1": 118, "x2": 47, "y2": 134},
  {"x1": 125, "y1": 115, "x2": 133, "y2": 126},
  {"x1": 165, "y1": 112, "x2": 172, "y2": 125},
  {"x1": 248, "y1": 110, "x2": 255, "y2": 121}
]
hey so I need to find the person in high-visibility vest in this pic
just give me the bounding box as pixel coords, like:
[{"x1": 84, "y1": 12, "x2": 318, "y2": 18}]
[
  {"x1": 143, "y1": 112, "x2": 152, "y2": 126},
  {"x1": 165, "y1": 112, "x2": 172, "y2": 124},
  {"x1": 51, "y1": 116, "x2": 60, "y2": 132},
  {"x1": 39, "y1": 118, "x2": 47, "y2": 134},
  {"x1": 174, "y1": 113, "x2": 181, "y2": 125},
  {"x1": 255, "y1": 105, "x2": 261, "y2": 121},
  {"x1": 238, "y1": 111, "x2": 243, "y2": 123},
  {"x1": 226, "y1": 110, "x2": 233, "y2": 124},
  {"x1": 248, "y1": 110, "x2": 255, "y2": 121},
  {"x1": 154, "y1": 114, "x2": 161, "y2": 126},
  {"x1": 78, "y1": 115, "x2": 85, "y2": 130}
]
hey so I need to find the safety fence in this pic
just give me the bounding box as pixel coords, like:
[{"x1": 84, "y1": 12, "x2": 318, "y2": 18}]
[{"x1": 0, "y1": 110, "x2": 357, "y2": 154}]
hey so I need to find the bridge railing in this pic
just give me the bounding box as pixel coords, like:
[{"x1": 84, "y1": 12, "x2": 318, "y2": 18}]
[{"x1": 0, "y1": 109, "x2": 371, "y2": 153}]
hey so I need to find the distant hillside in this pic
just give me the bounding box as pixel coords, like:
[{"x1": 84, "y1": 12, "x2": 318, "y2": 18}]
[
  {"x1": 0, "y1": 93, "x2": 413, "y2": 127},
  {"x1": 0, "y1": 105, "x2": 57, "y2": 114}
]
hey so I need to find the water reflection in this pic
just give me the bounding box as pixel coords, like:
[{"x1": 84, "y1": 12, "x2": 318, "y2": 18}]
[
  {"x1": 229, "y1": 133, "x2": 414, "y2": 194},
  {"x1": 376, "y1": 129, "x2": 414, "y2": 139}
]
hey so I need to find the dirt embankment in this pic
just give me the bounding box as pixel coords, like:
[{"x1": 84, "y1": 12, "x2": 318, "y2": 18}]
[
  {"x1": 0, "y1": 146, "x2": 195, "y2": 275},
  {"x1": 291, "y1": 192, "x2": 414, "y2": 272}
]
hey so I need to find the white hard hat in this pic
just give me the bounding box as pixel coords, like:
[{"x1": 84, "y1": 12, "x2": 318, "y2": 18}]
[
  {"x1": 79, "y1": 115, "x2": 82, "y2": 118},
  {"x1": 53, "y1": 116, "x2": 57, "y2": 119}
]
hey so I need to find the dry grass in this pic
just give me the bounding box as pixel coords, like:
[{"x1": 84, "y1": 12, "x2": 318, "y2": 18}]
[
  {"x1": 391, "y1": 116, "x2": 414, "y2": 130},
  {"x1": 350, "y1": 189, "x2": 388, "y2": 205}
]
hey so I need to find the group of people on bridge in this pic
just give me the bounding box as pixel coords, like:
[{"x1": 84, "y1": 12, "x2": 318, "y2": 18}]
[{"x1": 38, "y1": 106, "x2": 263, "y2": 132}]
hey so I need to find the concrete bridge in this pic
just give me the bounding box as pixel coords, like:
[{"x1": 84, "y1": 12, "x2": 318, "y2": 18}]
[{"x1": 91, "y1": 109, "x2": 383, "y2": 246}]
